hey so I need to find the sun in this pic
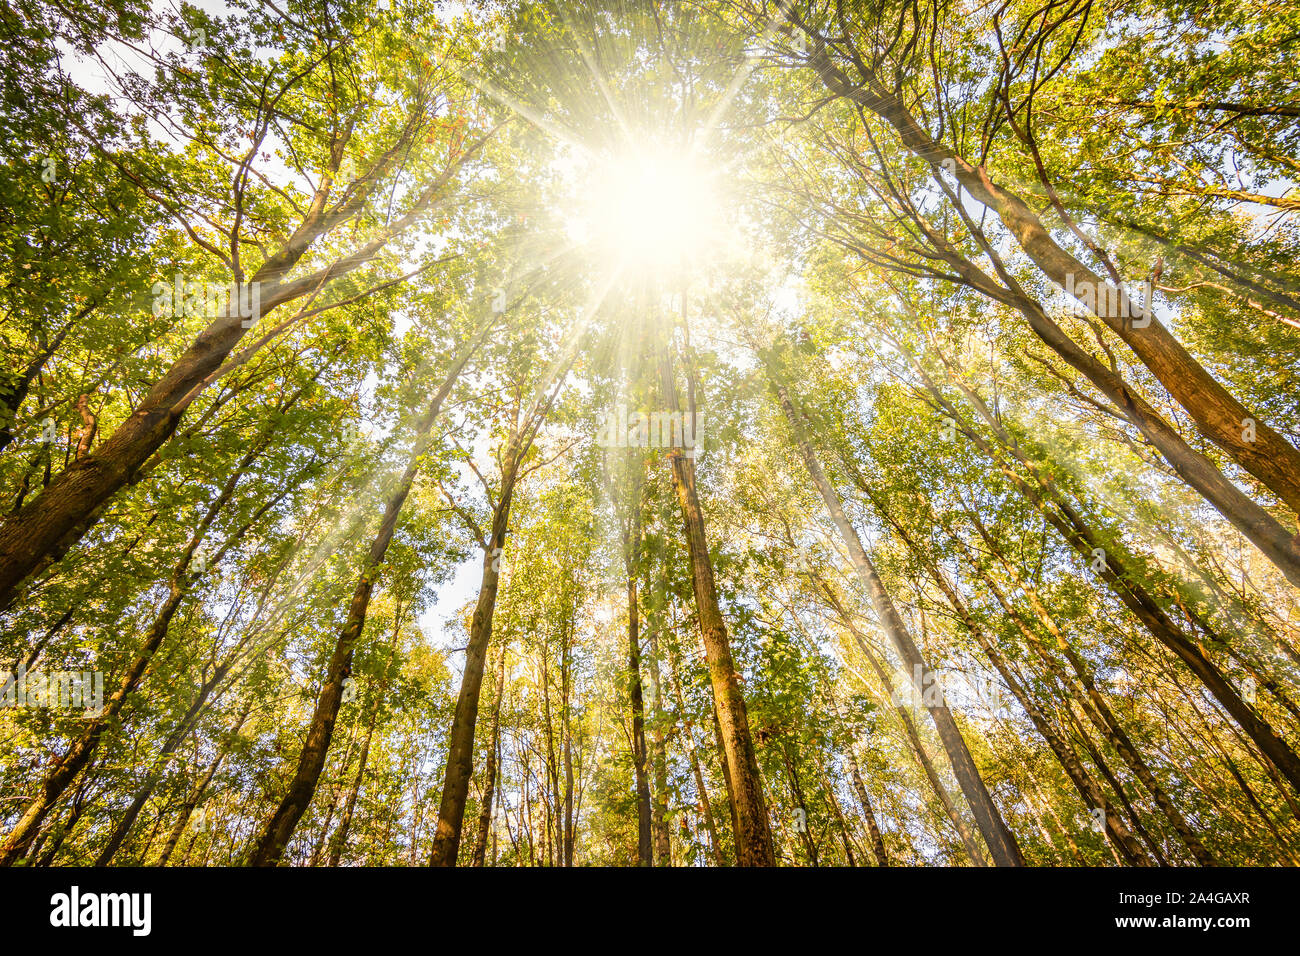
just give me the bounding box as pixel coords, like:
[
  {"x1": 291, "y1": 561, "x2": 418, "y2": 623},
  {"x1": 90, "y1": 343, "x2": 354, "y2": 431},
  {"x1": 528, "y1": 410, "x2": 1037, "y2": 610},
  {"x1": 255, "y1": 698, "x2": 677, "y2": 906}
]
[{"x1": 580, "y1": 146, "x2": 723, "y2": 274}]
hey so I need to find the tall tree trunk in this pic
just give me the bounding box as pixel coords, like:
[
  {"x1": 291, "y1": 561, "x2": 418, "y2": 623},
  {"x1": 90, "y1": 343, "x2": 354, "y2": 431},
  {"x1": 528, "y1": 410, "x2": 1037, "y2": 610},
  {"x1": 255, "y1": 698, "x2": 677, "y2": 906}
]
[
  {"x1": 561, "y1": 625, "x2": 575, "y2": 867},
  {"x1": 539, "y1": 649, "x2": 559, "y2": 867},
  {"x1": 657, "y1": 330, "x2": 775, "y2": 866},
  {"x1": 626, "y1": 552, "x2": 654, "y2": 866},
  {"x1": 471, "y1": 653, "x2": 508, "y2": 867},
  {"x1": 327, "y1": 694, "x2": 380, "y2": 867},
  {"x1": 827, "y1": 692, "x2": 891, "y2": 867},
  {"x1": 0, "y1": 136, "x2": 492, "y2": 607},
  {"x1": 845, "y1": 745, "x2": 890, "y2": 866},
  {"x1": 822, "y1": 773, "x2": 858, "y2": 866},
  {"x1": 250, "y1": 330, "x2": 483, "y2": 865},
  {"x1": 645, "y1": 622, "x2": 673, "y2": 865},
  {"x1": 710, "y1": 694, "x2": 742, "y2": 856},
  {"x1": 429, "y1": 428, "x2": 535, "y2": 866},
  {"x1": 801, "y1": 31, "x2": 1300, "y2": 517},
  {"x1": 780, "y1": 743, "x2": 819, "y2": 866},
  {"x1": 245, "y1": 510, "x2": 392, "y2": 866},
  {"x1": 764, "y1": 362, "x2": 1024, "y2": 866}
]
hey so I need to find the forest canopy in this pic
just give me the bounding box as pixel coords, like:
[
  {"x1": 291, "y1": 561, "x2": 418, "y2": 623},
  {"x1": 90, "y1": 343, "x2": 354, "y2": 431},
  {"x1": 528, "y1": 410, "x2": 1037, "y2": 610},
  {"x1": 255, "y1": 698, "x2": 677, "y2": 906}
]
[{"x1": 1, "y1": 0, "x2": 1299, "y2": 869}]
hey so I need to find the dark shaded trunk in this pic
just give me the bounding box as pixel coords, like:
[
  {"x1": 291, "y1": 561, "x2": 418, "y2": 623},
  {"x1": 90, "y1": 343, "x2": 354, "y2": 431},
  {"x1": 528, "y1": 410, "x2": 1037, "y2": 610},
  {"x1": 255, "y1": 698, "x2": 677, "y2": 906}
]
[
  {"x1": 780, "y1": 742, "x2": 819, "y2": 866},
  {"x1": 471, "y1": 653, "x2": 507, "y2": 867},
  {"x1": 627, "y1": 563, "x2": 654, "y2": 865},
  {"x1": 249, "y1": 329, "x2": 484, "y2": 865},
  {"x1": 822, "y1": 774, "x2": 858, "y2": 866},
  {"x1": 429, "y1": 415, "x2": 545, "y2": 865},
  {"x1": 0, "y1": 309, "x2": 80, "y2": 454},
  {"x1": 561, "y1": 627, "x2": 575, "y2": 867},
  {"x1": 0, "y1": 135, "x2": 492, "y2": 607},
  {"x1": 846, "y1": 745, "x2": 890, "y2": 866},
  {"x1": 31, "y1": 773, "x2": 93, "y2": 867},
  {"x1": 644, "y1": 622, "x2": 673, "y2": 865},
  {"x1": 711, "y1": 695, "x2": 741, "y2": 855}
]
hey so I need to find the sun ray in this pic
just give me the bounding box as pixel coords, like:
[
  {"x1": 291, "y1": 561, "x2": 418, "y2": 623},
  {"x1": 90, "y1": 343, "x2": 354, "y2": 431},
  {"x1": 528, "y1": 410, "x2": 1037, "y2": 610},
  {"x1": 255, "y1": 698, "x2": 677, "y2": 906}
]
[{"x1": 554, "y1": 2, "x2": 638, "y2": 149}]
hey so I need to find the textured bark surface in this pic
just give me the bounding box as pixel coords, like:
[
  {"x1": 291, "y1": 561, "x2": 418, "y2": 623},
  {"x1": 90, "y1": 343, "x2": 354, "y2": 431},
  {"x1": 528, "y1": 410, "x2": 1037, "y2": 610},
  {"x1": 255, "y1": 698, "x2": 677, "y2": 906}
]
[{"x1": 658, "y1": 336, "x2": 775, "y2": 866}]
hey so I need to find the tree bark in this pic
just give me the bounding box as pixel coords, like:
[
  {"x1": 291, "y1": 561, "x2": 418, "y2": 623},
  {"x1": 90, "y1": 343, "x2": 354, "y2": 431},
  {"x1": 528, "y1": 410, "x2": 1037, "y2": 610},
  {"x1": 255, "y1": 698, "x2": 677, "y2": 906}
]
[
  {"x1": 657, "y1": 332, "x2": 775, "y2": 866},
  {"x1": 764, "y1": 362, "x2": 1024, "y2": 866},
  {"x1": 801, "y1": 28, "x2": 1300, "y2": 517},
  {"x1": 626, "y1": 528, "x2": 654, "y2": 866},
  {"x1": 779, "y1": 742, "x2": 819, "y2": 865},
  {"x1": 645, "y1": 620, "x2": 673, "y2": 865},
  {"x1": 248, "y1": 324, "x2": 486, "y2": 865},
  {"x1": 0, "y1": 132, "x2": 492, "y2": 607},
  {"x1": 913, "y1": 359, "x2": 1300, "y2": 796},
  {"x1": 845, "y1": 745, "x2": 891, "y2": 866},
  {"x1": 428, "y1": 410, "x2": 546, "y2": 865}
]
